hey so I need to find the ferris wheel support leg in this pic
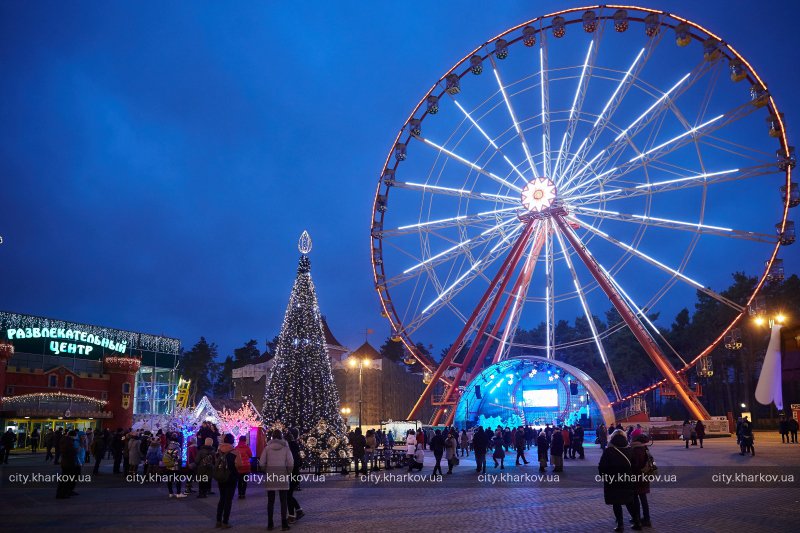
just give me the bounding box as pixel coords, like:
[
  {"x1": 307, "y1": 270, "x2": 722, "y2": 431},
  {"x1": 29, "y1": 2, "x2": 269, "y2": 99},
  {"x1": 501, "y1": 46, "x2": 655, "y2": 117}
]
[
  {"x1": 406, "y1": 221, "x2": 535, "y2": 422},
  {"x1": 552, "y1": 215, "x2": 711, "y2": 421},
  {"x1": 435, "y1": 222, "x2": 540, "y2": 418}
]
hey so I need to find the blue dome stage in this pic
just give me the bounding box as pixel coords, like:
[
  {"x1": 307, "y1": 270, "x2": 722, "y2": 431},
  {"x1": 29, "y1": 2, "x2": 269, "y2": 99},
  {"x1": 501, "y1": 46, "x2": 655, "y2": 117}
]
[{"x1": 453, "y1": 356, "x2": 615, "y2": 429}]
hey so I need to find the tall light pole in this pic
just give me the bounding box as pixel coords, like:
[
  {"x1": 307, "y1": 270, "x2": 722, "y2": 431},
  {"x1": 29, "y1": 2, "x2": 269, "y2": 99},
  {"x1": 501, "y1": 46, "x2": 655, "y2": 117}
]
[{"x1": 348, "y1": 357, "x2": 370, "y2": 429}]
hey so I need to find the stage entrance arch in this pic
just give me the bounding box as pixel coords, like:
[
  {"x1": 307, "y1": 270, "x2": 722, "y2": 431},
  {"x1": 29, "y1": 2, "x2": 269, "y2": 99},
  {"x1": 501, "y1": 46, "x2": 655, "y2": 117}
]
[{"x1": 453, "y1": 356, "x2": 615, "y2": 429}]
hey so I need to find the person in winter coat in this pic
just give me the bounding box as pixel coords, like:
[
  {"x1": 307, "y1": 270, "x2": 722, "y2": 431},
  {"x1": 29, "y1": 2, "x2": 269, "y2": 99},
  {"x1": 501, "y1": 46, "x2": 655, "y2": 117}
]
[
  {"x1": 550, "y1": 428, "x2": 564, "y2": 472},
  {"x1": 472, "y1": 427, "x2": 488, "y2": 474},
  {"x1": 260, "y1": 429, "x2": 294, "y2": 531},
  {"x1": 599, "y1": 429, "x2": 641, "y2": 532},
  {"x1": 789, "y1": 417, "x2": 799, "y2": 443},
  {"x1": 91, "y1": 432, "x2": 106, "y2": 475},
  {"x1": 286, "y1": 429, "x2": 305, "y2": 523},
  {"x1": 597, "y1": 424, "x2": 608, "y2": 450},
  {"x1": 681, "y1": 420, "x2": 692, "y2": 449},
  {"x1": 55, "y1": 430, "x2": 79, "y2": 499},
  {"x1": 405, "y1": 430, "x2": 417, "y2": 453},
  {"x1": 460, "y1": 429, "x2": 470, "y2": 457},
  {"x1": 164, "y1": 435, "x2": 185, "y2": 498},
  {"x1": 407, "y1": 444, "x2": 425, "y2": 471},
  {"x1": 492, "y1": 430, "x2": 505, "y2": 469},
  {"x1": 195, "y1": 438, "x2": 215, "y2": 498},
  {"x1": 630, "y1": 434, "x2": 653, "y2": 528},
  {"x1": 126, "y1": 433, "x2": 140, "y2": 474},
  {"x1": 44, "y1": 429, "x2": 56, "y2": 462},
  {"x1": 416, "y1": 428, "x2": 426, "y2": 450},
  {"x1": 111, "y1": 429, "x2": 124, "y2": 474},
  {"x1": 514, "y1": 427, "x2": 529, "y2": 465},
  {"x1": 779, "y1": 417, "x2": 790, "y2": 443},
  {"x1": 145, "y1": 439, "x2": 162, "y2": 475},
  {"x1": 445, "y1": 432, "x2": 458, "y2": 474},
  {"x1": 351, "y1": 427, "x2": 367, "y2": 475},
  {"x1": 215, "y1": 434, "x2": 239, "y2": 529},
  {"x1": 739, "y1": 418, "x2": 755, "y2": 456},
  {"x1": 365, "y1": 429, "x2": 377, "y2": 472},
  {"x1": 429, "y1": 429, "x2": 446, "y2": 476},
  {"x1": 234, "y1": 435, "x2": 253, "y2": 499},
  {"x1": 536, "y1": 429, "x2": 549, "y2": 472},
  {"x1": 695, "y1": 420, "x2": 706, "y2": 449},
  {"x1": 573, "y1": 424, "x2": 585, "y2": 459},
  {"x1": 563, "y1": 427, "x2": 573, "y2": 459},
  {"x1": 184, "y1": 436, "x2": 197, "y2": 495}
]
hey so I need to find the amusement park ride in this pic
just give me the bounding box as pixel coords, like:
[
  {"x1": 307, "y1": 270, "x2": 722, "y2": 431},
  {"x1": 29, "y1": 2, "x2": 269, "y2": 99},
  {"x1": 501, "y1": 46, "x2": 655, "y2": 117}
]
[{"x1": 370, "y1": 6, "x2": 797, "y2": 427}]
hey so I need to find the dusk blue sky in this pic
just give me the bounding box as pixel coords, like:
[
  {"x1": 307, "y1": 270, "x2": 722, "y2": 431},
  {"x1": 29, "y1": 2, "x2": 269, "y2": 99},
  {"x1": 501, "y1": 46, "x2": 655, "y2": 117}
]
[{"x1": 1, "y1": 1, "x2": 798, "y2": 361}]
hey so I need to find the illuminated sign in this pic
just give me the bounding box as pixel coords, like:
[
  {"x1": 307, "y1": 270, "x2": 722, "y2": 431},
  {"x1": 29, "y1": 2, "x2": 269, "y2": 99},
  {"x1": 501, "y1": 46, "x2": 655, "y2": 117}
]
[
  {"x1": 522, "y1": 388, "x2": 559, "y2": 407},
  {"x1": 5, "y1": 327, "x2": 127, "y2": 356}
]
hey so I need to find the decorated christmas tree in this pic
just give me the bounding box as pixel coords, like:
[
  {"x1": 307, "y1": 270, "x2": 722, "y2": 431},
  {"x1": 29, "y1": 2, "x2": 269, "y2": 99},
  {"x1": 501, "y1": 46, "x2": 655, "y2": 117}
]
[{"x1": 262, "y1": 231, "x2": 348, "y2": 462}]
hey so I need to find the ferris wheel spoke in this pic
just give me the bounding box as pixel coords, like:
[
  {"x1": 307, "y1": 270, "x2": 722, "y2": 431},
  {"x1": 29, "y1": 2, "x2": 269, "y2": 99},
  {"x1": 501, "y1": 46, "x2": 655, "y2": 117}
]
[
  {"x1": 568, "y1": 215, "x2": 745, "y2": 312},
  {"x1": 402, "y1": 225, "x2": 524, "y2": 334},
  {"x1": 382, "y1": 206, "x2": 521, "y2": 237},
  {"x1": 568, "y1": 206, "x2": 777, "y2": 243},
  {"x1": 564, "y1": 108, "x2": 744, "y2": 196},
  {"x1": 539, "y1": 38, "x2": 551, "y2": 177},
  {"x1": 567, "y1": 58, "x2": 717, "y2": 190},
  {"x1": 413, "y1": 135, "x2": 522, "y2": 192},
  {"x1": 544, "y1": 219, "x2": 555, "y2": 359},
  {"x1": 553, "y1": 223, "x2": 621, "y2": 400},
  {"x1": 399, "y1": 217, "x2": 518, "y2": 276},
  {"x1": 568, "y1": 164, "x2": 774, "y2": 205},
  {"x1": 490, "y1": 57, "x2": 539, "y2": 179},
  {"x1": 559, "y1": 42, "x2": 654, "y2": 192},
  {"x1": 553, "y1": 39, "x2": 598, "y2": 183},
  {"x1": 450, "y1": 98, "x2": 528, "y2": 184},
  {"x1": 389, "y1": 180, "x2": 519, "y2": 204}
]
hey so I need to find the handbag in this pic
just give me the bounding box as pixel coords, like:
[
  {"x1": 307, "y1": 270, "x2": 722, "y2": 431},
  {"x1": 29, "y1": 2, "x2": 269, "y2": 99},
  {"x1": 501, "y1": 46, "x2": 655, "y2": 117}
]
[{"x1": 449, "y1": 455, "x2": 460, "y2": 466}]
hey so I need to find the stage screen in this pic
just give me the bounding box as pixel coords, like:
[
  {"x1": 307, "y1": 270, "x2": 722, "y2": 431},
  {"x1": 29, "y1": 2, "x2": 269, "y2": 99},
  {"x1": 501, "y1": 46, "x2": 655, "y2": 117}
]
[{"x1": 522, "y1": 388, "x2": 558, "y2": 407}]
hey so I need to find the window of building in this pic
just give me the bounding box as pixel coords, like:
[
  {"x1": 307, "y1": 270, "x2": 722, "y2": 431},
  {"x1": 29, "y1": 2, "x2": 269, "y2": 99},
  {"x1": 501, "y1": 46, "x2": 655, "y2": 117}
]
[
  {"x1": 65, "y1": 376, "x2": 74, "y2": 388},
  {"x1": 100, "y1": 391, "x2": 108, "y2": 401},
  {"x1": 122, "y1": 382, "x2": 131, "y2": 394},
  {"x1": 48, "y1": 375, "x2": 57, "y2": 388},
  {"x1": 5, "y1": 386, "x2": 13, "y2": 395}
]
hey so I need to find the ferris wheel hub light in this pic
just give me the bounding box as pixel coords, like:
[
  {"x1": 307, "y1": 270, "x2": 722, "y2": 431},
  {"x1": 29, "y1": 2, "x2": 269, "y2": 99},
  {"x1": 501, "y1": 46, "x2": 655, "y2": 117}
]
[{"x1": 521, "y1": 177, "x2": 557, "y2": 212}]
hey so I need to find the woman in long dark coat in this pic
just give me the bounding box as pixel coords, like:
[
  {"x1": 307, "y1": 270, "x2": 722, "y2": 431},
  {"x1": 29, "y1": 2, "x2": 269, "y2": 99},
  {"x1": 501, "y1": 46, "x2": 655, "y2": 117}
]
[
  {"x1": 598, "y1": 430, "x2": 641, "y2": 531},
  {"x1": 630, "y1": 434, "x2": 652, "y2": 528}
]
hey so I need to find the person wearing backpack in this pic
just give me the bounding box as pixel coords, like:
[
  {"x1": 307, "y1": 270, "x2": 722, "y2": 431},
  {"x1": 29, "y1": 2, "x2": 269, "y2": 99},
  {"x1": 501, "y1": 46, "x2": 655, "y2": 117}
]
[
  {"x1": 195, "y1": 437, "x2": 215, "y2": 498},
  {"x1": 286, "y1": 428, "x2": 305, "y2": 523},
  {"x1": 599, "y1": 430, "x2": 641, "y2": 532},
  {"x1": 234, "y1": 435, "x2": 253, "y2": 499},
  {"x1": 145, "y1": 438, "x2": 162, "y2": 475},
  {"x1": 631, "y1": 434, "x2": 653, "y2": 528},
  {"x1": 214, "y1": 433, "x2": 239, "y2": 529},
  {"x1": 164, "y1": 434, "x2": 185, "y2": 499},
  {"x1": 259, "y1": 429, "x2": 294, "y2": 531}
]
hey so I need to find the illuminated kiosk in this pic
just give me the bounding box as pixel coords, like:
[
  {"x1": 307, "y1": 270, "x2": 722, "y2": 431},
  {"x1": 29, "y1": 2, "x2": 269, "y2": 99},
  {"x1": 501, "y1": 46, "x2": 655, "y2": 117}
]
[{"x1": 454, "y1": 356, "x2": 615, "y2": 429}]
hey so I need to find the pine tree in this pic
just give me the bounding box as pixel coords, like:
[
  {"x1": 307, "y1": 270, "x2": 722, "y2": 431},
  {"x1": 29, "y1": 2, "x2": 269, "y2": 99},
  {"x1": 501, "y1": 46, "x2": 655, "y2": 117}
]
[{"x1": 262, "y1": 232, "x2": 348, "y2": 462}]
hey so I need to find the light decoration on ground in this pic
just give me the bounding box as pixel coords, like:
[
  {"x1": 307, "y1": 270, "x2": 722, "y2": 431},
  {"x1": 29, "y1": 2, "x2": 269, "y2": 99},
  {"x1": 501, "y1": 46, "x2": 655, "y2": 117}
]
[
  {"x1": 262, "y1": 232, "x2": 348, "y2": 462},
  {"x1": 4, "y1": 392, "x2": 107, "y2": 407},
  {"x1": 218, "y1": 404, "x2": 261, "y2": 441}
]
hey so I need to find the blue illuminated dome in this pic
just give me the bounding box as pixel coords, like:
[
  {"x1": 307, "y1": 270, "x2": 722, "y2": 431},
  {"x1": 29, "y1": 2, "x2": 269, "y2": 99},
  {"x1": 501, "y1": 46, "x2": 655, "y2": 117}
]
[{"x1": 454, "y1": 356, "x2": 614, "y2": 429}]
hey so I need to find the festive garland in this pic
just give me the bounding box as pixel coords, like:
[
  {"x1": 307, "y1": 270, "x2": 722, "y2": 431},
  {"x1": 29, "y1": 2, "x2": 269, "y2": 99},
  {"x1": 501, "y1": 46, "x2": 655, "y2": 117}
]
[
  {"x1": 104, "y1": 356, "x2": 142, "y2": 373},
  {"x1": 218, "y1": 404, "x2": 262, "y2": 440},
  {"x1": 3, "y1": 392, "x2": 108, "y2": 406}
]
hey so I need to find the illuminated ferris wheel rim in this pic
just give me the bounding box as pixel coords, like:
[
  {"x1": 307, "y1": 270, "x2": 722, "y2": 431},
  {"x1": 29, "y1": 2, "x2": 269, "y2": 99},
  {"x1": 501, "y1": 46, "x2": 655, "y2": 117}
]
[{"x1": 370, "y1": 4, "x2": 793, "y2": 406}]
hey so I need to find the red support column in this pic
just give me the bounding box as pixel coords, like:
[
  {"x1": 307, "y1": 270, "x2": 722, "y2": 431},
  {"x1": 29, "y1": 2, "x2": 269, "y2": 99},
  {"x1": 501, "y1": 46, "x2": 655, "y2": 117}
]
[
  {"x1": 407, "y1": 221, "x2": 535, "y2": 421},
  {"x1": 553, "y1": 215, "x2": 710, "y2": 420}
]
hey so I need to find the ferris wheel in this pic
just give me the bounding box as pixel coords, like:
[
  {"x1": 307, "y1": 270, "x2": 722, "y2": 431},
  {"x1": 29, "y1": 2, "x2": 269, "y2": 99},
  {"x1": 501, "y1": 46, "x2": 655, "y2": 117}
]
[{"x1": 370, "y1": 5, "x2": 796, "y2": 426}]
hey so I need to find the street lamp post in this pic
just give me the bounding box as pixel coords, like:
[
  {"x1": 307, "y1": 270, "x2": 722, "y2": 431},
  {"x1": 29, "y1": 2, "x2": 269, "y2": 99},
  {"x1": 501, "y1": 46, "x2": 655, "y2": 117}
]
[{"x1": 348, "y1": 357, "x2": 370, "y2": 429}]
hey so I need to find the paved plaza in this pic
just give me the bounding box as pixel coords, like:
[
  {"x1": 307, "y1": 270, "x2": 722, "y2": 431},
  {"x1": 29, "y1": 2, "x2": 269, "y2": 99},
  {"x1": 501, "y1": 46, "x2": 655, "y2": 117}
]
[{"x1": 1, "y1": 431, "x2": 798, "y2": 532}]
